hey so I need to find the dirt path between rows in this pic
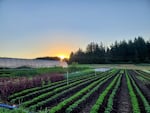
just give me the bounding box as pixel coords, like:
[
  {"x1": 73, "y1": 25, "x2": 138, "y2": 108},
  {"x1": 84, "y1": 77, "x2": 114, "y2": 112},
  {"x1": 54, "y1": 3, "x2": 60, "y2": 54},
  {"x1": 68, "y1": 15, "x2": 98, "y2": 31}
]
[{"x1": 116, "y1": 74, "x2": 132, "y2": 113}]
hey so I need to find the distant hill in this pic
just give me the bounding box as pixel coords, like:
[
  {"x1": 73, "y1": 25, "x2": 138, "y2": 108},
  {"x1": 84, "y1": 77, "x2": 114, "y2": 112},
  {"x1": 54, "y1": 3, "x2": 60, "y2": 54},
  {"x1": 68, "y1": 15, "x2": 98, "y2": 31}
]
[{"x1": 35, "y1": 56, "x2": 60, "y2": 61}]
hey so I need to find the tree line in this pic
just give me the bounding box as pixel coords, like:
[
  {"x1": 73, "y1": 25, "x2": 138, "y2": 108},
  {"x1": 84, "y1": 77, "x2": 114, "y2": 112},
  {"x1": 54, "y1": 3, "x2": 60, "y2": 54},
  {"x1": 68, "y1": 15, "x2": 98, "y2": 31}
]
[{"x1": 69, "y1": 37, "x2": 150, "y2": 64}]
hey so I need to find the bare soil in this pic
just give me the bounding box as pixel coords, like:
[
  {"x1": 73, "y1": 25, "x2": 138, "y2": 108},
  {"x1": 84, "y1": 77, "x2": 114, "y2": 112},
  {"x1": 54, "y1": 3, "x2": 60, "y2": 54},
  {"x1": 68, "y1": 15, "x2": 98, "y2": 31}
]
[{"x1": 115, "y1": 73, "x2": 132, "y2": 113}]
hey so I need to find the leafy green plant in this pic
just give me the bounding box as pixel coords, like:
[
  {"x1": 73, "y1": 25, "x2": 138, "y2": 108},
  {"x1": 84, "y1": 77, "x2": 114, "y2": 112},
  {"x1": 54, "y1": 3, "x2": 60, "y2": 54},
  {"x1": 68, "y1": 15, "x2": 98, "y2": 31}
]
[
  {"x1": 22, "y1": 75, "x2": 95, "y2": 107},
  {"x1": 125, "y1": 70, "x2": 140, "y2": 113},
  {"x1": 68, "y1": 62, "x2": 90, "y2": 72},
  {"x1": 29, "y1": 74, "x2": 107, "y2": 111},
  {"x1": 64, "y1": 69, "x2": 95, "y2": 79},
  {"x1": 104, "y1": 74, "x2": 122, "y2": 113},
  {"x1": 9, "y1": 72, "x2": 93, "y2": 100},
  {"x1": 128, "y1": 72, "x2": 150, "y2": 113},
  {"x1": 49, "y1": 72, "x2": 115, "y2": 113},
  {"x1": 65, "y1": 74, "x2": 114, "y2": 113},
  {"x1": 135, "y1": 70, "x2": 150, "y2": 81},
  {"x1": 0, "y1": 108, "x2": 28, "y2": 113},
  {"x1": 90, "y1": 74, "x2": 119, "y2": 113},
  {"x1": 12, "y1": 73, "x2": 96, "y2": 104}
]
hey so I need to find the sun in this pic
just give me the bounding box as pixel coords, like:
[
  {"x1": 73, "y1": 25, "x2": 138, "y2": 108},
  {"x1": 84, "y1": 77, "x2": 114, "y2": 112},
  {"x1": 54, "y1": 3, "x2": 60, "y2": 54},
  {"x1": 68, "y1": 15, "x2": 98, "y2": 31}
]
[
  {"x1": 58, "y1": 54, "x2": 69, "y2": 60},
  {"x1": 59, "y1": 55, "x2": 65, "y2": 60}
]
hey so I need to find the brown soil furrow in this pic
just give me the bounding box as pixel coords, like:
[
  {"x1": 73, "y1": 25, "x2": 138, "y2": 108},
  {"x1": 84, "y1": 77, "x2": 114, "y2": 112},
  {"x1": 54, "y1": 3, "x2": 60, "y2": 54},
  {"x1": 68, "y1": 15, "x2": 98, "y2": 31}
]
[{"x1": 116, "y1": 74, "x2": 131, "y2": 113}]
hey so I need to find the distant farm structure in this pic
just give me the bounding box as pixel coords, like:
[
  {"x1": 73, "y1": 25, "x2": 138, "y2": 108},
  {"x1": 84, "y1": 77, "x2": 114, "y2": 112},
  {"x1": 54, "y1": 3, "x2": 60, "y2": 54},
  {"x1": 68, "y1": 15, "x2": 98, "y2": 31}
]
[{"x1": 0, "y1": 58, "x2": 68, "y2": 68}]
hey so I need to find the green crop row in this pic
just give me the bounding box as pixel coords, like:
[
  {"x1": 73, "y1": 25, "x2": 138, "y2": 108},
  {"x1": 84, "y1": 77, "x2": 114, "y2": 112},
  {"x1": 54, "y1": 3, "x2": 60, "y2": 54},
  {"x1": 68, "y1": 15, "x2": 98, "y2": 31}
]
[
  {"x1": 49, "y1": 73, "x2": 114, "y2": 113},
  {"x1": 29, "y1": 74, "x2": 110, "y2": 111},
  {"x1": 125, "y1": 71, "x2": 140, "y2": 113},
  {"x1": 90, "y1": 73, "x2": 119, "y2": 113},
  {"x1": 11, "y1": 81, "x2": 67, "y2": 104},
  {"x1": 21, "y1": 74, "x2": 100, "y2": 108},
  {"x1": 64, "y1": 69, "x2": 118, "y2": 113},
  {"x1": 23, "y1": 71, "x2": 108, "y2": 108},
  {"x1": 9, "y1": 72, "x2": 96, "y2": 99},
  {"x1": 104, "y1": 74, "x2": 122, "y2": 113},
  {"x1": 64, "y1": 69, "x2": 95, "y2": 79},
  {"x1": 128, "y1": 72, "x2": 150, "y2": 113},
  {"x1": 9, "y1": 79, "x2": 64, "y2": 100},
  {"x1": 10, "y1": 73, "x2": 96, "y2": 103},
  {"x1": 136, "y1": 75, "x2": 149, "y2": 85},
  {"x1": 9, "y1": 71, "x2": 96, "y2": 101},
  {"x1": 0, "y1": 67, "x2": 66, "y2": 77},
  {"x1": 65, "y1": 74, "x2": 114, "y2": 113},
  {"x1": 0, "y1": 108, "x2": 28, "y2": 113},
  {"x1": 135, "y1": 70, "x2": 150, "y2": 81},
  {"x1": 138, "y1": 70, "x2": 150, "y2": 77},
  {"x1": 28, "y1": 71, "x2": 115, "y2": 111}
]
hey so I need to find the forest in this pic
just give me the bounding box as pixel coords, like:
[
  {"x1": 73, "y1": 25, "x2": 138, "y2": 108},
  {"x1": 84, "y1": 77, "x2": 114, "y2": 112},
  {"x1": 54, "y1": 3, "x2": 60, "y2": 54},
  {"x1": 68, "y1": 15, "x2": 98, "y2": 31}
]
[{"x1": 69, "y1": 37, "x2": 150, "y2": 64}]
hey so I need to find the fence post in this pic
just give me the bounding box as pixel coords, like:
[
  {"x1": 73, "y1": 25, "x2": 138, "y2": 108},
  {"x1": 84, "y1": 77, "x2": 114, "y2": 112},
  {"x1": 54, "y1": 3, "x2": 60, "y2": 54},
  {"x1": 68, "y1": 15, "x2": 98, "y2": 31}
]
[{"x1": 67, "y1": 71, "x2": 69, "y2": 85}]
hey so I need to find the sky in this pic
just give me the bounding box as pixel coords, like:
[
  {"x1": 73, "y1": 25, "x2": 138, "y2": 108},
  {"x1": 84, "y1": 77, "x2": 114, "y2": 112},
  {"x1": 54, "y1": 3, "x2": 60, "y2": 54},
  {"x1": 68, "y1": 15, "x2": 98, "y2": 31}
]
[{"x1": 0, "y1": 0, "x2": 150, "y2": 58}]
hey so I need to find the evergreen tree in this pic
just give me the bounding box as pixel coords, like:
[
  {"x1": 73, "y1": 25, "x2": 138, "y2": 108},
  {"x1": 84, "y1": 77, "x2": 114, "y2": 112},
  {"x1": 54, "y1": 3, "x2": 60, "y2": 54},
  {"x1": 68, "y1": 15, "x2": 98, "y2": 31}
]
[{"x1": 69, "y1": 37, "x2": 150, "y2": 64}]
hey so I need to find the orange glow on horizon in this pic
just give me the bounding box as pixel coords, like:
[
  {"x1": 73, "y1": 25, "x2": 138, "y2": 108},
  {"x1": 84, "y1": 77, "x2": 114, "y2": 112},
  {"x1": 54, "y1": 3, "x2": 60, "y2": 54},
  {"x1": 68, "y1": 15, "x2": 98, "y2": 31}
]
[
  {"x1": 5, "y1": 34, "x2": 77, "y2": 59},
  {"x1": 58, "y1": 54, "x2": 69, "y2": 59},
  {"x1": 46, "y1": 43, "x2": 72, "y2": 59}
]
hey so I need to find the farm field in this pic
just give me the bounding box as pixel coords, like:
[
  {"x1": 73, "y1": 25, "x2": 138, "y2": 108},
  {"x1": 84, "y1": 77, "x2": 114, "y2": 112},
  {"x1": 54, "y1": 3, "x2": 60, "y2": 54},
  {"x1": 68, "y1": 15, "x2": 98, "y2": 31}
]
[
  {"x1": 0, "y1": 68, "x2": 150, "y2": 113},
  {"x1": 1, "y1": 0, "x2": 150, "y2": 113},
  {"x1": 79, "y1": 64, "x2": 150, "y2": 70}
]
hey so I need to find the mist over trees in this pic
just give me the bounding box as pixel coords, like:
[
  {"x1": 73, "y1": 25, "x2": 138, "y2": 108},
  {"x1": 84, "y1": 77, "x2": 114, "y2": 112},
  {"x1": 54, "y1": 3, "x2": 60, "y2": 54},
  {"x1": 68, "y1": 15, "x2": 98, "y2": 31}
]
[{"x1": 69, "y1": 37, "x2": 150, "y2": 64}]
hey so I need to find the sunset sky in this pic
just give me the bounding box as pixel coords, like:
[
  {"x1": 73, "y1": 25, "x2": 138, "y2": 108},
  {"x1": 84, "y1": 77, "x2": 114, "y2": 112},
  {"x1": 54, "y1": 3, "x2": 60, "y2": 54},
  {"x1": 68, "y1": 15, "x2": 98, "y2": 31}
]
[{"x1": 0, "y1": 0, "x2": 150, "y2": 59}]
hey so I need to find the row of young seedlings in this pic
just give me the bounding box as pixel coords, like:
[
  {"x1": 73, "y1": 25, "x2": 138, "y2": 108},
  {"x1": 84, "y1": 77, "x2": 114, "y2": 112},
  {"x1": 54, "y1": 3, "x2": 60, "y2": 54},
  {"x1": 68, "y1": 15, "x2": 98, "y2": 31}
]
[
  {"x1": 49, "y1": 72, "x2": 116, "y2": 113},
  {"x1": 0, "y1": 108, "x2": 28, "y2": 113},
  {"x1": 10, "y1": 81, "x2": 67, "y2": 103},
  {"x1": 138, "y1": 70, "x2": 150, "y2": 77},
  {"x1": 104, "y1": 73, "x2": 122, "y2": 113},
  {"x1": 21, "y1": 74, "x2": 101, "y2": 108},
  {"x1": 9, "y1": 72, "x2": 95, "y2": 100},
  {"x1": 134, "y1": 70, "x2": 150, "y2": 87},
  {"x1": 66, "y1": 69, "x2": 118, "y2": 113},
  {"x1": 135, "y1": 74, "x2": 149, "y2": 84},
  {"x1": 24, "y1": 71, "x2": 112, "y2": 109},
  {"x1": 135, "y1": 70, "x2": 150, "y2": 81},
  {"x1": 128, "y1": 71, "x2": 150, "y2": 113},
  {"x1": 125, "y1": 71, "x2": 141, "y2": 113},
  {"x1": 10, "y1": 73, "x2": 95, "y2": 103},
  {"x1": 9, "y1": 79, "x2": 64, "y2": 100},
  {"x1": 28, "y1": 71, "x2": 114, "y2": 111},
  {"x1": 65, "y1": 71, "x2": 118, "y2": 113},
  {"x1": 90, "y1": 72, "x2": 120, "y2": 113}
]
